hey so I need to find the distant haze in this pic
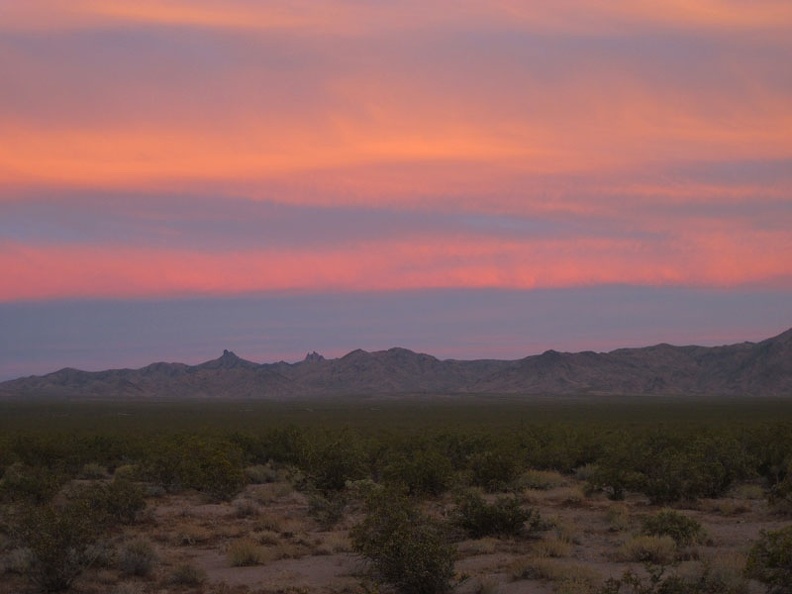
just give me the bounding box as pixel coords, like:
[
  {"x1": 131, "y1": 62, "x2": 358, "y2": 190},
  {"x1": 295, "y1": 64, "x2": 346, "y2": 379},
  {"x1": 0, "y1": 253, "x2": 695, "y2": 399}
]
[{"x1": 2, "y1": 287, "x2": 790, "y2": 381}]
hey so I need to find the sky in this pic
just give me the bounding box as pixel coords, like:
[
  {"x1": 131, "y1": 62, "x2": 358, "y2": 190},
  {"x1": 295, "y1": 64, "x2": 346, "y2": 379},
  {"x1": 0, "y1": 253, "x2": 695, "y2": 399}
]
[{"x1": 1, "y1": 1, "x2": 791, "y2": 380}]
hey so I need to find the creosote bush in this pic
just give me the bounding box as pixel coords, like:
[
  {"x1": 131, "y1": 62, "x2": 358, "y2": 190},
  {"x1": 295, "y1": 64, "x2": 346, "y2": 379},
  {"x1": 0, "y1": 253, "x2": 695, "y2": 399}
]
[
  {"x1": 351, "y1": 488, "x2": 456, "y2": 594},
  {"x1": 745, "y1": 525, "x2": 792, "y2": 594},
  {"x1": 641, "y1": 509, "x2": 704, "y2": 546},
  {"x1": 9, "y1": 499, "x2": 105, "y2": 592},
  {"x1": 454, "y1": 491, "x2": 541, "y2": 539},
  {"x1": 142, "y1": 436, "x2": 246, "y2": 501}
]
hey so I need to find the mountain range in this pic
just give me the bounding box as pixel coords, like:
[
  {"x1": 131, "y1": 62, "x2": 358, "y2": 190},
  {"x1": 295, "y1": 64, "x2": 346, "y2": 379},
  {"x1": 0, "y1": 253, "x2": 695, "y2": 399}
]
[{"x1": 2, "y1": 328, "x2": 791, "y2": 399}]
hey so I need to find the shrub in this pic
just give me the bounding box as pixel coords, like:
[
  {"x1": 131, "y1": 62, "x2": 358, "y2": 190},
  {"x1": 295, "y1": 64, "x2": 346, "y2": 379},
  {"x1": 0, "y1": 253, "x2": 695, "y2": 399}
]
[
  {"x1": 303, "y1": 431, "x2": 368, "y2": 494},
  {"x1": 641, "y1": 509, "x2": 704, "y2": 546},
  {"x1": 76, "y1": 479, "x2": 146, "y2": 525},
  {"x1": 142, "y1": 436, "x2": 246, "y2": 501},
  {"x1": 8, "y1": 499, "x2": 104, "y2": 592},
  {"x1": 384, "y1": 449, "x2": 455, "y2": 496},
  {"x1": 351, "y1": 488, "x2": 455, "y2": 594},
  {"x1": 454, "y1": 491, "x2": 540, "y2": 539},
  {"x1": 0, "y1": 464, "x2": 65, "y2": 504},
  {"x1": 746, "y1": 525, "x2": 792, "y2": 594},
  {"x1": 118, "y1": 538, "x2": 157, "y2": 577},
  {"x1": 307, "y1": 491, "x2": 347, "y2": 530},
  {"x1": 469, "y1": 448, "x2": 520, "y2": 492}
]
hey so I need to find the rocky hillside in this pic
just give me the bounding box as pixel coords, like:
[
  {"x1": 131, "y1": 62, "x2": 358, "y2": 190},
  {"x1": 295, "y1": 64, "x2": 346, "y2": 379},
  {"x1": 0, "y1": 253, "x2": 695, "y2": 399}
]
[{"x1": 1, "y1": 329, "x2": 790, "y2": 399}]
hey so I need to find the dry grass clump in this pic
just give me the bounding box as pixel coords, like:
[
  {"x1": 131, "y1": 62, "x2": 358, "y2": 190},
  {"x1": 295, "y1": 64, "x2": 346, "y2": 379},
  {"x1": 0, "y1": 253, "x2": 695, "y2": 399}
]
[
  {"x1": 254, "y1": 512, "x2": 284, "y2": 533},
  {"x1": 2, "y1": 547, "x2": 32, "y2": 574},
  {"x1": 167, "y1": 562, "x2": 207, "y2": 586},
  {"x1": 313, "y1": 532, "x2": 352, "y2": 555},
  {"x1": 457, "y1": 537, "x2": 500, "y2": 556},
  {"x1": 231, "y1": 497, "x2": 259, "y2": 518},
  {"x1": 524, "y1": 485, "x2": 585, "y2": 507},
  {"x1": 253, "y1": 529, "x2": 281, "y2": 546},
  {"x1": 707, "y1": 553, "x2": 750, "y2": 594},
  {"x1": 227, "y1": 537, "x2": 267, "y2": 566},
  {"x1": 510, "y1": 556, "x2": 601, "y2": 588},
  {"x1": 605, "y1": 503, "x2": 630, "y2": 532},
  {"x1": 118, "y1": 538, "x2": 158, "y2": 577},
  {"x1": 730, "y1": 483, "x2": 765, "y2": 500},
  {"x1": 698, "y1": 498, "x2": 751, "y2": 516},
  {"x1": 244, "y1": 463, "x2": 280, "y2": 485},
  {"x1": 249, "y1": 482, "x2": 296, "y2": 505},
  {"x1": 79, "y1": 462, "x2": 108, "y2": 479},
  {"x1": 616, "y1": 535, "x2": 677, "y2": 565},
  {"x1": 533, "y1": 536, "x2": 572, "y2": 558},
  {"x1": 172, "y1": 522, "x2": 214, "y2": 546},
  {"x1": 520, "y1": 469, "x2": 569, "y2": 491},
  {"x1": 546, "y1": 515, "x2": 581, "y2": 544},
  {"x1": 574, "y1": 464, "x2": 598, "y2": 482},
  {"x1": 111, "y1": 583, "x2": 145, "y2": 594}
]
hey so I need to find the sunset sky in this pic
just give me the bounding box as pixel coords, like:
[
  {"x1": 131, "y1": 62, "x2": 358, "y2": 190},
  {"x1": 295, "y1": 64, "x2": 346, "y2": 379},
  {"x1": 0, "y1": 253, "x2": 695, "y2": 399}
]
[{"x1": 1, "y1": 1, "x2": 791, "y2": 380}]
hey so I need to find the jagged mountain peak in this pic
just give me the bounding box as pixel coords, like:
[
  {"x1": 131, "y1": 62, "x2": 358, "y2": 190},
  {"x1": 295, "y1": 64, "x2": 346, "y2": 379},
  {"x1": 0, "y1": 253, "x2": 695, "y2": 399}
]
[
  {"x1": 198, "y1": 349, "x2": 257, "y2": 370},
  {"x1": 303, "y1": 351, "x2": 325, "y2": 363}
]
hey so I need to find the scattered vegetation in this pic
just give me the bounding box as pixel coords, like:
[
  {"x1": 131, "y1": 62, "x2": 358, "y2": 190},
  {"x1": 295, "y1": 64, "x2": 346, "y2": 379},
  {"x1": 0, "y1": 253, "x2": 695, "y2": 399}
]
[
  {"x1": 0, "y1": 397, "x2": 791, "y2": 593},
  {"x1": 746, "y1": 525, "x2": 792, "y2": 594}
]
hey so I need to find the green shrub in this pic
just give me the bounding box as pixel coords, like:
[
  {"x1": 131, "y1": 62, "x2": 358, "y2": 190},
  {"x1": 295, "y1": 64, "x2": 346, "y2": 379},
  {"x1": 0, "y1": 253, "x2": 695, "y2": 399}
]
[
  {"x1": 351, "y1": 488, "x2": 455, "y2": 594},
  {"x1": 641, "y1": 509, "x2": 704, "y2": 546},
  {"x1": 303, "y1": 430, "x2": 368, "y2": 494},
  {"x1": 308, "y1": 491, "x2": 348, "y2": 530},
  {"x1": 118, "y1": 538, "x2": 157, "y2": 577},
  {"x1": 142, "y1": 436, "x2": 246, "y2": 501},
  {"x1": 746, "y1": 525, "x2": 792, "y2": 594},
  {"x1": 0, "y1": 464, "x2": 65, "y2": 504},
  {"x1": 469, "y1": 448, "x2": 520, "y2": 492},
  {"x1": 74, "y1": 479, "x2": 146, "y2": 525},
  {"x1": 8, "y1": 499, "x2": 104, "y2": 592},
  {"x1": 768, "y1": 464, "x2": 792, "y2": 514},
  {"x1": 384, "y1": 449, "x2": 455, "y2": 496},
  {"x1": 454, "y1": 491, "x2": 540, "y2": 539}
]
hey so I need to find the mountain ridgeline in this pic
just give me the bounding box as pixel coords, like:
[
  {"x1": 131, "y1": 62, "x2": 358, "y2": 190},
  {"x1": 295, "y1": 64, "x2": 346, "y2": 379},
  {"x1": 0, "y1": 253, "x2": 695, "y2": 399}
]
[{"x1": 2, "y1": 329, "x2": 791, "y2": 399}]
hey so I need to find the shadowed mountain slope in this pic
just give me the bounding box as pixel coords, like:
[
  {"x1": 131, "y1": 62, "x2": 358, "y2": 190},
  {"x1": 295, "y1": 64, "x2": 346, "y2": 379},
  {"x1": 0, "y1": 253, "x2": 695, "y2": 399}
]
[{"x1": 1, "y1": 329, "x2": 790, "y2": 399}]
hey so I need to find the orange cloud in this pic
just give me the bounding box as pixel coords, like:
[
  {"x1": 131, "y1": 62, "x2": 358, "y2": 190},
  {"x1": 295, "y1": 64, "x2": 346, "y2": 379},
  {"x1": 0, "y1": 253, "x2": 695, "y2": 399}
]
[{"x1": 3, "y1": 220, "x2": 790, "y2": 302}]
